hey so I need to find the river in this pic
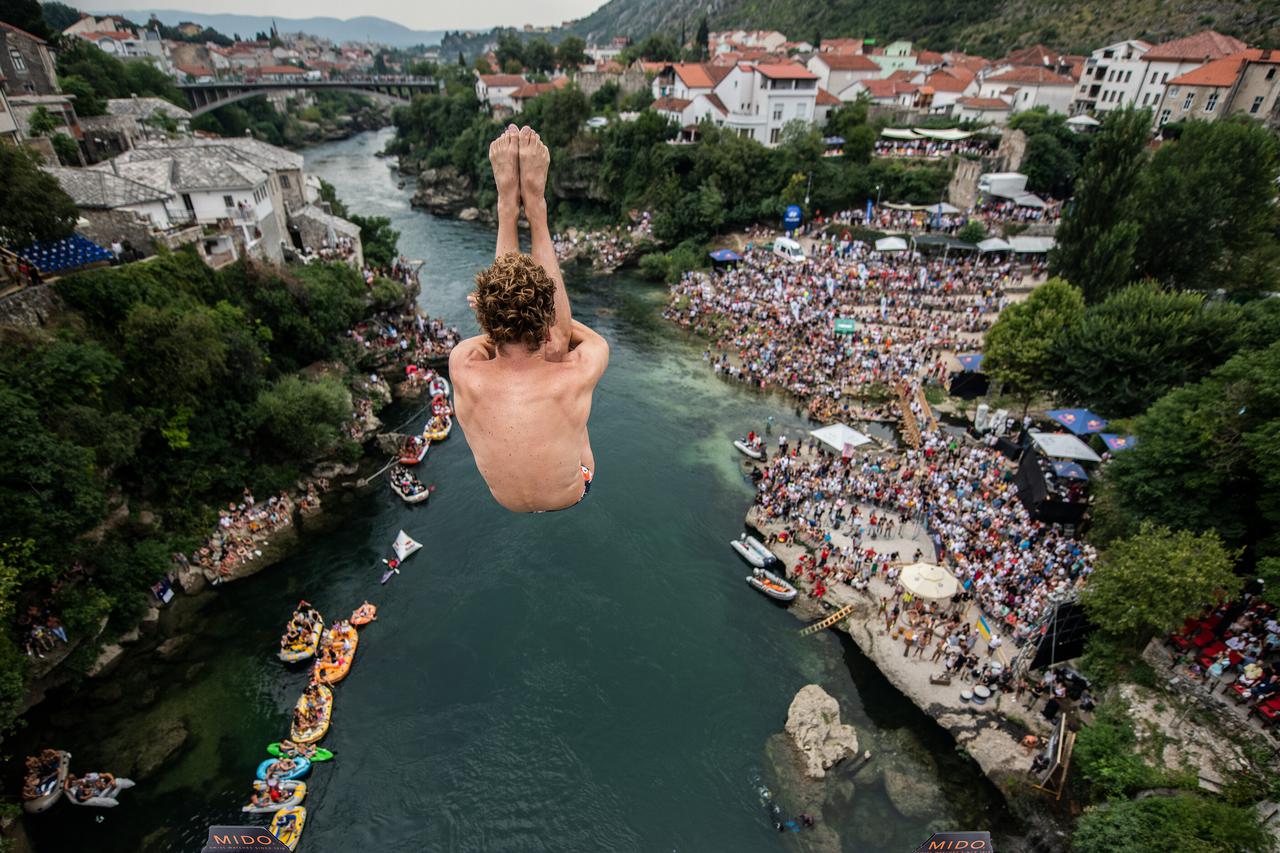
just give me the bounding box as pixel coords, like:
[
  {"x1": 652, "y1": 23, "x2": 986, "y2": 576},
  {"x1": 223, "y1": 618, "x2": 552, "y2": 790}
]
[{"x1": 17, "y1": 128, "x2": 1013, "y2": 852}]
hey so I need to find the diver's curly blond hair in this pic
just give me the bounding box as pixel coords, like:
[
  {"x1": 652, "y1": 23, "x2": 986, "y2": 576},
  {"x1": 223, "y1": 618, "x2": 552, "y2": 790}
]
[{"x1": 473, "y1": 252, "x2": 556, "y2": 351}]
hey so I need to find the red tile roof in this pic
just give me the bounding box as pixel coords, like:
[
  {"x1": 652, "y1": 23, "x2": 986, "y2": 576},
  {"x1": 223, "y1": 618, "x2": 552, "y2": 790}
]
[
  {"x1": 815, "y1": 87, "x2": 841, "y2": 105},
  {"x1": 511, "y1": 82, "x2": 561, "y2": 99},
  {"x1": 916, "y1": 50, "x2": 944, "y2": 65},
  {"x1": 1000, "y1": 44, "x2": 1060, "y2": 66},
  {"x1": 820, "y1": 38, "x2": 863, "y2": 55},
  {"x1": 754, "y1": 62, "x2": 818, "y2": 80},
  {"x1": 80, "y1": 30, "x2": 138, "y2": 41},
  {"x1": 858, "y1": 78, "x2": 917, "y2": 98},
  {"x1": 699, "y1": 93, "x2": 729, "y2": 114},
  {"x1": 1169, "y1": 49, "x2": 1280, "y2": 87},
  {"x1": 176, "y1": 64, "x2": 214, "y2": 77},
  {"x1": 1144, "y1": 30, "x2": 1248, "y2": 63},
  {"x1": 985, "y1": 66, "x2": 1075, "y2": 85},
  {"x1": 925, "y1": 70, "x2": 971, "y2": 92},
  {"x1": 478, "y1": 74, "x2": 527, "y2": 88},
  {"x1": 957, "y1": 96, "x2": 1011, "y2": 110},
  {"x1": 670, "y1": 62, "x2": 716, "y2": 89},
  {"x1": 652, "y1": 96, "x2": 691, "y2": 113},
  {"x1": 815, "y1": 54, "x2": 880, "y2": 72},
  {"x1": 258, "y1": 65, "x2": 305, "y2": 75}
]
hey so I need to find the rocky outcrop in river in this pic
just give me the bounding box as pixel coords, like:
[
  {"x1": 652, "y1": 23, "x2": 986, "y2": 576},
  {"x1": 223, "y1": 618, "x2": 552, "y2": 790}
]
[
  {"x1": 785, "y1": 684, "x2": 860, "y2": 780},
  {"x1": 411, "y1": 166, "x2": 476, "y2": 216}
]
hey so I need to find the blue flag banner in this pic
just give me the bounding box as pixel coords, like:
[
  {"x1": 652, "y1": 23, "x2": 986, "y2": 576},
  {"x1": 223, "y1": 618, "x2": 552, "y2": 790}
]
[
  {"x1": 708, "y1": 249, "x2": 743, "y2": 262},
  {"x1": 956, "y1": 353, "x2": 984, "y2": 372},
  {"x1": 1050, "y1": 461, "x2": 1089, "y2": 480}
]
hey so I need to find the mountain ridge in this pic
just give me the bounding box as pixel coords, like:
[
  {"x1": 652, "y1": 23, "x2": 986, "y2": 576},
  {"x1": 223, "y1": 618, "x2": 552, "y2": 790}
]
[
  {"x1": 565, "y1": 0, "x2": 1280, "y2": 56},
  {"x1": 74, "y1": 9, "x2": 449, "y2": 47}
]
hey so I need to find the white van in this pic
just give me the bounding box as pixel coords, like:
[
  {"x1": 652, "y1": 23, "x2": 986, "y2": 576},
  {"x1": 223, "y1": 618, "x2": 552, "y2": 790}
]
[{"x1": 773, "y1": 236, "x2": 806, "y2": 264}]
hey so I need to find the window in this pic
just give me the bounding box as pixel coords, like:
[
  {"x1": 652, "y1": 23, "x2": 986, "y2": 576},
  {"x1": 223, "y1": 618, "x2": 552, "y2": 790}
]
[
  {"x1": 1269, "y1": 68, "x2": 1277, "y2": 80},
  {"x1": 1151, "y1": 71, "x2": 1158, "y2": 83},
  {"x1": 1168, "y1": 86, "x2": 1179, "y2": 96},
  {"x1": 223, "y1": 194, "x2": 234, "y2": 207},
  {"x1": 1159, "y1": 109, "x2": 1171, "y2": 125},
  {"x1": 1252, "y1": 96, "x2": 1265, "y2": 114},
  {"x1": 1183, "y1": 93, "x2": 1194, "y2": 110},
  {"x1": 1204, "y1": 92, "x2": 1217, "y2": 112},
  {"x1": 280, "y1": 174, "x2": 290, "y2": 188},
  {"x1": 8, "y1": 48, "x2": 26, "y2": 73},
  {"x1": 1142, "y1": 93, "x2": 1149, "y2": 105},
  {"x1": 769, "y1": 127, "x2": 780, "y2": 144},
  {"x1": 1162, "y1": 72, "x2": 1169, "y2": 83},
  {"x1": 1124, "y1": 70, "x2": 1132, "y2": 82},
  {"x1": 771, "y1": 105, "x2": 782, "y2": 120}
]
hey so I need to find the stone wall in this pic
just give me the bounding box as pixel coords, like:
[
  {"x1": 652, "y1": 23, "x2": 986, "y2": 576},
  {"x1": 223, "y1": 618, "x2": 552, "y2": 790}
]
[
  {"x1": 996, "y1": 128, "x2": 1028, "y2": 173},
  {"x1": 948, "y1": 157, "x2": 984, "y2": 210},
  {"x1": 76, "y1": 210, "x2": 157, "y2": 257},
  {"x1": 576, "y1": 69, "x2": 648, "y2": 98},
  {"x1": 0, "y1": 284, "x2": 62, "y2": 328}
]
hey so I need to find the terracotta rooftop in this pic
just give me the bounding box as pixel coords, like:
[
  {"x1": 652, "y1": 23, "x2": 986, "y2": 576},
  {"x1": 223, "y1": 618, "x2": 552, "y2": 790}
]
[
  {"x1": 985, "y1": 66, "x2": 1075, "y2": 85},
  {"x1": 1169, "y1": 49, "x2": 1280, "y2": 87},
  {"x1": 1145, "y1": 30, "x2": 1248, "y2": 62},
  {"x1": 754, "y1": 62, "x2": 818, "y2": 80},
  {"x1": 477, "y1": 73, "x2": 527, "y2": 88},
  {"x1": 815, "y1": 53, "x2": 880, "y2": 72},
  {"x1": 815, "y1": 87, "x2": 841, "y2": 105},
  {"x1": 957, "y1": 96, "x2": 1012, "y2": 110}
]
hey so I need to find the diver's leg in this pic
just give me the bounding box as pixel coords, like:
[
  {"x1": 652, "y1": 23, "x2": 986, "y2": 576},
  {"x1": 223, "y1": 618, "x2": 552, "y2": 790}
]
[
  {"x1": 518, "y1": 126, "x2": 573, "y2": 358},
  {"x1": 490, "y1": 125, "x2": 520, "y2": 259}
]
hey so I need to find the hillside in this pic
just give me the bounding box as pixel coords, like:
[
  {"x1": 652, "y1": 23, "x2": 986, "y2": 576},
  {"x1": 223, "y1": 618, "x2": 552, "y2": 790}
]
[
  {"x1": 566, "y1": 0, "x2": 1280, "y2": 55},
  {"x1": 80, "y1": 9, "x2": 446, "y2": 47}
]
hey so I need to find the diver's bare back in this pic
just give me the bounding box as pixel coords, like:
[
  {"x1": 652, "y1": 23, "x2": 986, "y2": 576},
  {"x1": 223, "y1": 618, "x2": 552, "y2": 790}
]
[{"x1": 453, "y1": 334, "x2": 596, "y2": 512}]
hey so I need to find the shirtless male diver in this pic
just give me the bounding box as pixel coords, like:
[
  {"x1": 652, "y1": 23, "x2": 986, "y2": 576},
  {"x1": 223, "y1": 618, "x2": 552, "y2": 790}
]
[{"x1": 450, "y1": 125, "x2": 609, "y2": 512}]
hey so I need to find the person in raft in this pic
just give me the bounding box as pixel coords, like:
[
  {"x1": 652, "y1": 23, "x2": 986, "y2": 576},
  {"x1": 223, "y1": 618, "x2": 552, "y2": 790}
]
[{"x1": 451, "y1": 125, "x2": 609, "y2": 512}]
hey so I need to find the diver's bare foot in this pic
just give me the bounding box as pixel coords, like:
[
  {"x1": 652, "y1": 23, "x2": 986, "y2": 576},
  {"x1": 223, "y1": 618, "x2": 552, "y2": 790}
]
[
  {"x1": 489, "y1": 125, "x2": 520, "y2": 212},
  {"x1": 517, "y1": 126, "x2": 549, "y2": 211}
]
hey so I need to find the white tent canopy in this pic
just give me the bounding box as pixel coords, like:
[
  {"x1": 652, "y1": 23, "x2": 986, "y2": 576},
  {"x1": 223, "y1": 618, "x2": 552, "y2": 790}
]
[
  {"x1": 1012, "y1": 192, "x2": 1047, "y2": 209},
  {"x1": 881, "y1": 127, "x2": 920, "y2": 140},
  {"x1": 1009, "y1": 235, "x2": 1056, "y2": 253},
  {"x1": 1029, "y1": 431, "x2": 1101, "y2": 463},
  {"x1": 932, "y1": 201, "x2": 962, "y2": 214},
  {"x1": 977, "y1": 237, "x2": 1012, "y2": 252},
  {"x1": 1066, "y1": 114, "x2": 1101, "y2": 127},
  {"x1": 914, "y1": 127, "x2": 973, "y2": 141},
  {"x1": 810, "y1": 423, "x2": 873, "y2": 454},
  {"x1": 874, "y1": 236, "x2": 909, "y2": 252}
]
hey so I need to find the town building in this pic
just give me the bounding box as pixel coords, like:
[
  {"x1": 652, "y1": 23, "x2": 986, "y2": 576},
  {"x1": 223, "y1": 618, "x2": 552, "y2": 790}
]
[
  {"x1": 0, "y1": 82, "x2": 19, "y2": 143},
  {"x1": 952, "y1": 96, "x2": 1013, "y2": 125},
  {"x1": 475, "y1": 73, "x2": 528, "y2": 113},
  {"x1": 0, "y1": 21, "x2": 59, "y2": 96},
  {"x1": 1071, "y1": 39, "x2": 1152, "y2": 114},
  {"x1": 806, "y1": 53, "x2": 881, "y2": 101},
  {"x1": 977, "y1": 66, "x2": 1076, "y2": 114},
  {"x1": 1133, "y1": 30, "x2": 1248, "y2": 116},
  {"x1": 870, "y1": 41, "x2": 919, "y2": 76},
  {"x1": 1155, "y1": 49, "x2": 1280, "y2": 127}
]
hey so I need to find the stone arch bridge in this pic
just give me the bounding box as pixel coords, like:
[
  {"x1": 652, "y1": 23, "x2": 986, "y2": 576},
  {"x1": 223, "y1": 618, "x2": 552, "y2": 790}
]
[{"x1": 177, "y1": 77, "x2": 438, "y2": 117}]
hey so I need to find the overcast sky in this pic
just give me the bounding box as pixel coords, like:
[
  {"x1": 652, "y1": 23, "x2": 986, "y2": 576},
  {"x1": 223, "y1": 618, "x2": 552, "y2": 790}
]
[{"x1": 73, "y1": 0, "x2": 606, "y2": 31}]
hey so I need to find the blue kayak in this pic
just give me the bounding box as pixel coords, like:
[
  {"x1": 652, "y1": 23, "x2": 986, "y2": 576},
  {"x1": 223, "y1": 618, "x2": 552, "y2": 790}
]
[{"x1": 256, "y1": 756, "x2": 311, "y2": 782}]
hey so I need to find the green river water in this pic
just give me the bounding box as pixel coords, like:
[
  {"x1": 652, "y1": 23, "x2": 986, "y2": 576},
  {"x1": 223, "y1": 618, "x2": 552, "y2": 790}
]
[{"x1": 16, "y1": 128, "x2": 1014, "y2": 853}]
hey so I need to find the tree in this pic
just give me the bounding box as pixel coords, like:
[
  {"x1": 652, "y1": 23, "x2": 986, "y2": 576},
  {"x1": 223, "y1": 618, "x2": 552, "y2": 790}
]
[
  {"x1": 1008, "y1": 108, "x2": 1082, "y2": 197},
  {"x1": 0, "y1": 144, "x2": 77, "y2": 247},
  {"x1": 252, "y1": 375, "x2": 351, "y2": 458},
  {"x1": 525, "y1": 38, "x2": 556, "y2": 73},
  {"x1": 1049, "y1": 282, "x2": 1243, "y2": 418},
  {"x1": 348, "y1": 214, "x2": 400, "y2": 269},
  {"x1": 59, "y1": 75, "x2": 106, "y2": 116},
  {"x1": 0, "y1": 0, "x2": 51, "y2": 39},
  {"x1": 982, "y1": 278, "x2": 1085, "y2": 413},
  {"x1": 1133, "y1": 118, "x2": 1280, "y2": 294},
  {"x1": 26, "y1": 105, "x2": 59, "y2": 136},
  {"x1": 41, "y1": 1, "x2": 81, "y2": 32},
  {"x1": 695, "y1": 15, "x2": 709, "y2": 59},
  {"x1": 957, "y1": 220, "x2": 987, "y2": 243},
  {"x1": 1049, "y1": 107, "x2": 1149, "y2": 303},
  {"x1": 50, "y1": 133, "x2": 79, "y2": 166},
  {"x1": 556, "y1": 35, "x2": 587, "y2": 68},
  {"x1": 1082, "y1": 523, "x2": 1239, "y2": 646},
  {"x1": 1073, "y1": 795, "x2": 1271, "y2": 853},
  {"x1": 1096, "y1": 341, "x2": 1280, "y2": 561},
  {"x1": 495, "y1": 31, "x2": 525, "y2": 70}
]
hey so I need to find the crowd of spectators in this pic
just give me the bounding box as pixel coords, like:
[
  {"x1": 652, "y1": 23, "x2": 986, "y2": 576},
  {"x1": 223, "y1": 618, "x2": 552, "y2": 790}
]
[
  {"x1": 873, "y1": 138, "x2": 998, "y2": 159},
  {"x1": 665, "y1": 232, "x2": 1013, "y2": 406},
  {"x1": 175, "y1": 490, "x2": 298, "y2": 582},
  {"x1": 554, "y1": 213, "x2": 654, "y2": 270}
]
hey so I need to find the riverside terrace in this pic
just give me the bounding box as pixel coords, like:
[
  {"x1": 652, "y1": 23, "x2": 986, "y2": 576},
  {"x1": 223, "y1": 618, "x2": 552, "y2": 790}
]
[
  {"x1": 741, "y1": 430, "x2": 1099, "y2": 783},
  {"x1": 664, "y1": 233, "x2": 1017, "y2": 406}
]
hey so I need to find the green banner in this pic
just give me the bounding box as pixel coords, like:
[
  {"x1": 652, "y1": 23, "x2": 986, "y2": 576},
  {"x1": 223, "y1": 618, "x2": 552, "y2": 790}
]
[{"x1": 834, "y1": 318, "x2": 857, "y2": 335}]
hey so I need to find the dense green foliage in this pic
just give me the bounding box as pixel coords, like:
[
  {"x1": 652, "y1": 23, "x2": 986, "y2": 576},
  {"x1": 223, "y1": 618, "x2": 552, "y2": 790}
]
[
  {"x1": 1132, "y1": 119, "x2": 1280, "y2": 294},
  {"x1": 1093, "y1": 341, "x2": 1280, "y2": 565},
  {"x1": 1072, "y1": 794, "x2": 1272, "y2": 853},
  {"x1": 1054, "y1": 112, "x2": 1280, "y2": 301},
  {"x1": 349, "y1": 214, "x2": 401, "y2": 268},
  {"x1": 1048, "y1": 283, "x2": 1244, "y2": 418},
  {"x1": 1049, "y1": 108, "x2": 1148, "y2": 303},
  {"x1": 54, "y1": 41, "x2": 185, "y2": 118},
  {"x1": 1007, "y1": 108, "x2": 1086, "y2": 198},
  {"x1": 192, "y1": 91, "x2": 378, "y2": 147},
  {"x1": 0, "y1": 251, "x2": 388, "y2": 726},
  {"x1": 0, "y1": 0, "x2": 52, "y2": 38},
  {"x1": 981, "y1": 278, "x2": 1085, "y2": 412},
  {"x1": 1081, "y1": 523, "x2": 1240, "y2": 647},
  {"x1": 390, "y1": 71, "x2": 948, "y2": 243},
  {"x1": 0, "y1": 143, "x2": 77, "y2": 247},
  {"x1": 1073, "y1": 699, "x2": 1165, "y2": 800}
]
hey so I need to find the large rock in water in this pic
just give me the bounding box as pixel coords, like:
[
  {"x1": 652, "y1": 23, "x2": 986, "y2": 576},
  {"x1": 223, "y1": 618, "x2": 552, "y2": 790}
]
[
  {"x1": 883, "y1": 766, "x2": 946, "y2": 820},
  {"x1": 785, "y1": 684, "x2": 860, "y2": 780},
  {"x1": 411, "y1": 166, "x2": 474, "y2": 216}
]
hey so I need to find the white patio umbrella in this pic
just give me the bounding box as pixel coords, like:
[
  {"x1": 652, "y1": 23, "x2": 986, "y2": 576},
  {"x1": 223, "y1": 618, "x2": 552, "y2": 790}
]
[{"x1": 899, "y1": 562, "x2": 959, "y2": 600}]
